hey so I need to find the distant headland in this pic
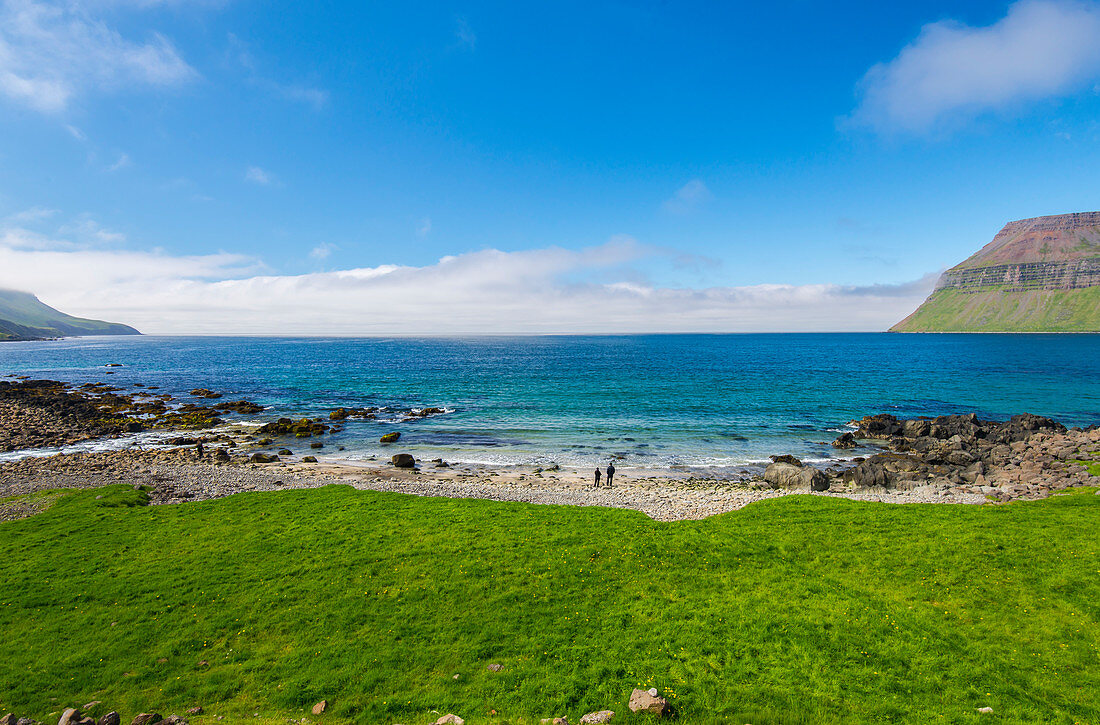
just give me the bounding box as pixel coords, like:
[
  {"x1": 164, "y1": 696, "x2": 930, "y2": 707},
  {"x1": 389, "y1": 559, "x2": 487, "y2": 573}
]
[
  {"x1": 0, "y1": 289, "x2": 140, "y2": 341},
  {"x1": 892, "y1": 212, "x2": 1100, "y2": 332}
]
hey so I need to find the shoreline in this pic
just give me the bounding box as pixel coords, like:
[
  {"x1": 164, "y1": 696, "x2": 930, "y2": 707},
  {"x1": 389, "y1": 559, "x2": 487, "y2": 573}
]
[
  {"x1": 2, "y1": 377, "x2": 1098, "y2": 523},
  {"x1": 0, "y1": 448, "x2": 991, "y2": 524}
]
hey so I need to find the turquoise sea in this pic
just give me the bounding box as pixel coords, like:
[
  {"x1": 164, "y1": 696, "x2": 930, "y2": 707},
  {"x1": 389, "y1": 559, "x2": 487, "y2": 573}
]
[{"x1": 2, "y1": 334, "x2": 1098, "y2": 470}]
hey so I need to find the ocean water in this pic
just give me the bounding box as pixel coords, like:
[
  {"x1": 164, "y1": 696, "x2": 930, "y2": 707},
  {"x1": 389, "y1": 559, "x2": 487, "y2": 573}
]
[{"x1": 2, "y1": 334, "x2": 1098, "y2": 470}]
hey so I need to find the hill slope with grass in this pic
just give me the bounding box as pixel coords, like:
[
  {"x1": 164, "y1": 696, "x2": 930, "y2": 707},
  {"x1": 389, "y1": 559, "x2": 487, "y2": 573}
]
[
  {"x1": 2, "y1": 480, "x2": 1100, "y2": 724},
  {"x1": 892, "y1": 212, "x2": 1100, "y2": 332},
  {"x1": 0, "y1": 289, "x2": 139, "y2": 340}
]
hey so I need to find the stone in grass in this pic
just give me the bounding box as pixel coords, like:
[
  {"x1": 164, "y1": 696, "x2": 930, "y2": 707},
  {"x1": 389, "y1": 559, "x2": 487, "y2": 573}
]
[
  {"x1": 129, "y1": 715, "x2": 162, "y2": 725},
  {"x1": 380, "y1": 432, "x2": 401, "y2": 443},
  {"x1": 391, "y1": 453, "x2": 415, "y2": 468},
  {"x1": 540, "y1": 719, "x2": 569, "y2": 725},
  {"x1": 977, "y1": 707, "x2": 994, "y2": 714},
  {"x1": 311, "y1": 701, "x2": 327, "y2": 715},
  {"x1": 579, "y1": 712, "x2": 614, "y2": 724},
  {"x1": 0, "y1": 715, "x2": 15, "y2": 725},
  {"x1": 435, "y1": 716, "x2": 465, "y2": 725},
  {"x1": 98, "y1": 716, "x2": 120, "y2": 725},
  {"x1": 628, "y1": 688, "x2": 669, "y2": 715},
  {"x1": 487, "y1": 663, "x2": 503, "y2": 672},
  {"x1": 184, "y1": 708, "x2": 203, "y2": 716},
  {"x1": 58, "y1": 709, "x2": 81, "y2": 725}
]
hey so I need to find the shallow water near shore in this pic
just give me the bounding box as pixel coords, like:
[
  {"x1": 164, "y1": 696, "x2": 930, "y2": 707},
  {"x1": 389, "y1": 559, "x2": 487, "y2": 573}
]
[{"x1": 2, "y1": 333, "x2": 1099, "y2": 471}]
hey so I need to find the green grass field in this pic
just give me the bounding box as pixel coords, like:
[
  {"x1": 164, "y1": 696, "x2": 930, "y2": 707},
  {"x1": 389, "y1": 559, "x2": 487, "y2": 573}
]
[
  {"x1": 2, "y1": 480, "x2": 1100, "y2": 724},
  {"x1": 890, "y1": 286, "x2": 1100, "y2": 332}
]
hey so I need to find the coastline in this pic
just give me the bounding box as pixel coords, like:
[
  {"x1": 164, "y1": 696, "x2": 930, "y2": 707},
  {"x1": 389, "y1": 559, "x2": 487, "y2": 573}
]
[
  {"x1": 2, "y1": 376, "x2": 1098, "y2": 524},
  {"x1": 0, "y1": 448, "x2": 990, "y2": 524}
]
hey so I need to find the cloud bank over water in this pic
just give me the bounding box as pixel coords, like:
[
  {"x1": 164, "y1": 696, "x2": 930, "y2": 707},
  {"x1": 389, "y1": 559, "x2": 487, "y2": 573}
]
[{"x1": 0, "y1": 228, "x2": 937, "y2": 334}]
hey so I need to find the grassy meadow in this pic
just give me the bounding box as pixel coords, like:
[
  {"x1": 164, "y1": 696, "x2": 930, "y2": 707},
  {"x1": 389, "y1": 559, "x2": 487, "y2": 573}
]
[
  {"x1": 2, "y1": 479, "x2": 1099, "y2": 724},
  {"x1": 890, "y1": 286, "x2": 1100, "y2": 332}
]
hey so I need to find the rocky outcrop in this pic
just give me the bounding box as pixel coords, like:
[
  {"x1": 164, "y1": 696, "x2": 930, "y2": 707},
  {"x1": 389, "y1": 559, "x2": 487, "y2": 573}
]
[
  {"x1": 834, "y1": 413, "x2": 1096, "y2": 500},
  {"x1": 892, "y1": 212, "x2": 1100, "y2": 332}
]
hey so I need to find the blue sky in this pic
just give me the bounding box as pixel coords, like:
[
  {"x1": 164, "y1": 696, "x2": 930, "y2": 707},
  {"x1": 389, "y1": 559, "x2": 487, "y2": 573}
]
[{"x1": 1, "y1": 0, "x2": 1099, "y2": 333}]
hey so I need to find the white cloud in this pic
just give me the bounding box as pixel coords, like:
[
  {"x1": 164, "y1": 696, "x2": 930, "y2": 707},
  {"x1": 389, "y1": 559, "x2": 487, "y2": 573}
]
[
  {"x1": 244, "y1": 166, "x2": 274, "y2": 185},
  {"x1": 661, "y1": 179, "x2": 713, "y2": 214},
  {"x1": 57, "y1": 217, "x2": 125, "y2": 243},
  {"x1": 309, "y1": 242, "x2": 334, "y2": 260},
  {"x1": 455, "y1": 17, "x2": 476, "y2": 50},
  {"x1": 107, "y1": 152, "x2": 131, "y2": 172},
  {"x1": 851, "y1": 0, "x2": 1100, "y2": 134},
  {"x1": 0, "y1": 229, "x2": 937, "y2": 334},
  {"x1": 226, "y1": 33, "x2": 329, "y2": 109},
  {"x1": 5, "y1": 206, "x2": 59, "y2": 224},
  {"x1": 276, "y1": 83, "x2": 329, "y2": 109},
  {"x1": 0, "y1": 0, "x2": 197, "y2": 112},
  {"x1": 417, "y1": 217, "x2": 432, "y2": 237}
]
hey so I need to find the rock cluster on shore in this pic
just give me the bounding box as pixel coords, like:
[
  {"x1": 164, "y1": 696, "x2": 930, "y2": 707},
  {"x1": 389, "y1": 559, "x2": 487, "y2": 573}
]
[
  {"x1": 833, "y1": 412, "x2": 1100, "y2": 501},
  {"x1": 0, "y1": 707, "x2": 189, "y2": 725}
]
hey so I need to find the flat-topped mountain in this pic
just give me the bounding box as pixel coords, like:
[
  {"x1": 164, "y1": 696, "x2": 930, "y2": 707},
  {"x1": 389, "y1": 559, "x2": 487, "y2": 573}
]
[
  {"x1": 892, "y1": 212, "x2": 1100, "y2": 332},
  {"x1": 0, "y1": 289, "x2": 140, "y2": 341}
]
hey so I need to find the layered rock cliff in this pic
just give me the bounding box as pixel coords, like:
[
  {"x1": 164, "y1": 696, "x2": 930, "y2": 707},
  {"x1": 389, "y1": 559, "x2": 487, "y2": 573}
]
[{"x1": 891, "y1": 212, "x2": 1100, "y2": 332}]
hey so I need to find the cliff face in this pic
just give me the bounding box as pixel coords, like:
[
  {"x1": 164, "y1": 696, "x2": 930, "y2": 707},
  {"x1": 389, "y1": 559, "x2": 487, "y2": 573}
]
[{"x1": 892, "y1": 213, "x2": 1100, "y2": 332}]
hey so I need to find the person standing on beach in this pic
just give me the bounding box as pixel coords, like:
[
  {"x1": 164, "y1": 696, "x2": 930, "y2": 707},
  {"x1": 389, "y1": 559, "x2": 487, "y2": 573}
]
[
  {"x1": 606, "y1": 462, "x2": 615, "y2": 487},
  {"x1": 593, "y1": 467, "x2": 601, "y2": 488}
]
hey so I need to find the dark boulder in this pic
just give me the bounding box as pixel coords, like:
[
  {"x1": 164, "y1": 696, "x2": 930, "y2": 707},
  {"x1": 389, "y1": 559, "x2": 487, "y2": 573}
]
[
  {"x1": 990, "y1": 413, "x2": 1066, "y2": 444},
  {"x1": 250, "y1": 453, "x2": 279, "y2": 464},
  {"x1": 302, "y1": 456, "x2": 318, "y2": 463},
  {"x1": 380, "y1": 432, "x2": 401, "y2": 443},
  {"x1": 391, "y1": 453, "x2": 415, "y2": 468},
  {"x1": 851, "y1": 413, "x2": 902, "y2": 439},
  {"x1": 769, "y1": 454, "x2": 802, "y2": 466},
  {"x1": 901, "y1": 418, "x2": 931, "y2": 438},
  {"x1": 832, "y1": 432, "x2": 857, "y2": 449}
]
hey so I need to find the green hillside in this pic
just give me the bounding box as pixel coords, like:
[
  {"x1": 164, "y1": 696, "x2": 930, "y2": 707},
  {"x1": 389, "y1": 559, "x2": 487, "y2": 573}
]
[
  {"x1": 891, "y1": 287, "x2": 1100, "y2": 332},
  {"x1": 0, "y1": 289, "x2": 139, "y2": 340},
  {"x1": 892, "y1": 213, "x2": 1100, "y2": 332}
]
